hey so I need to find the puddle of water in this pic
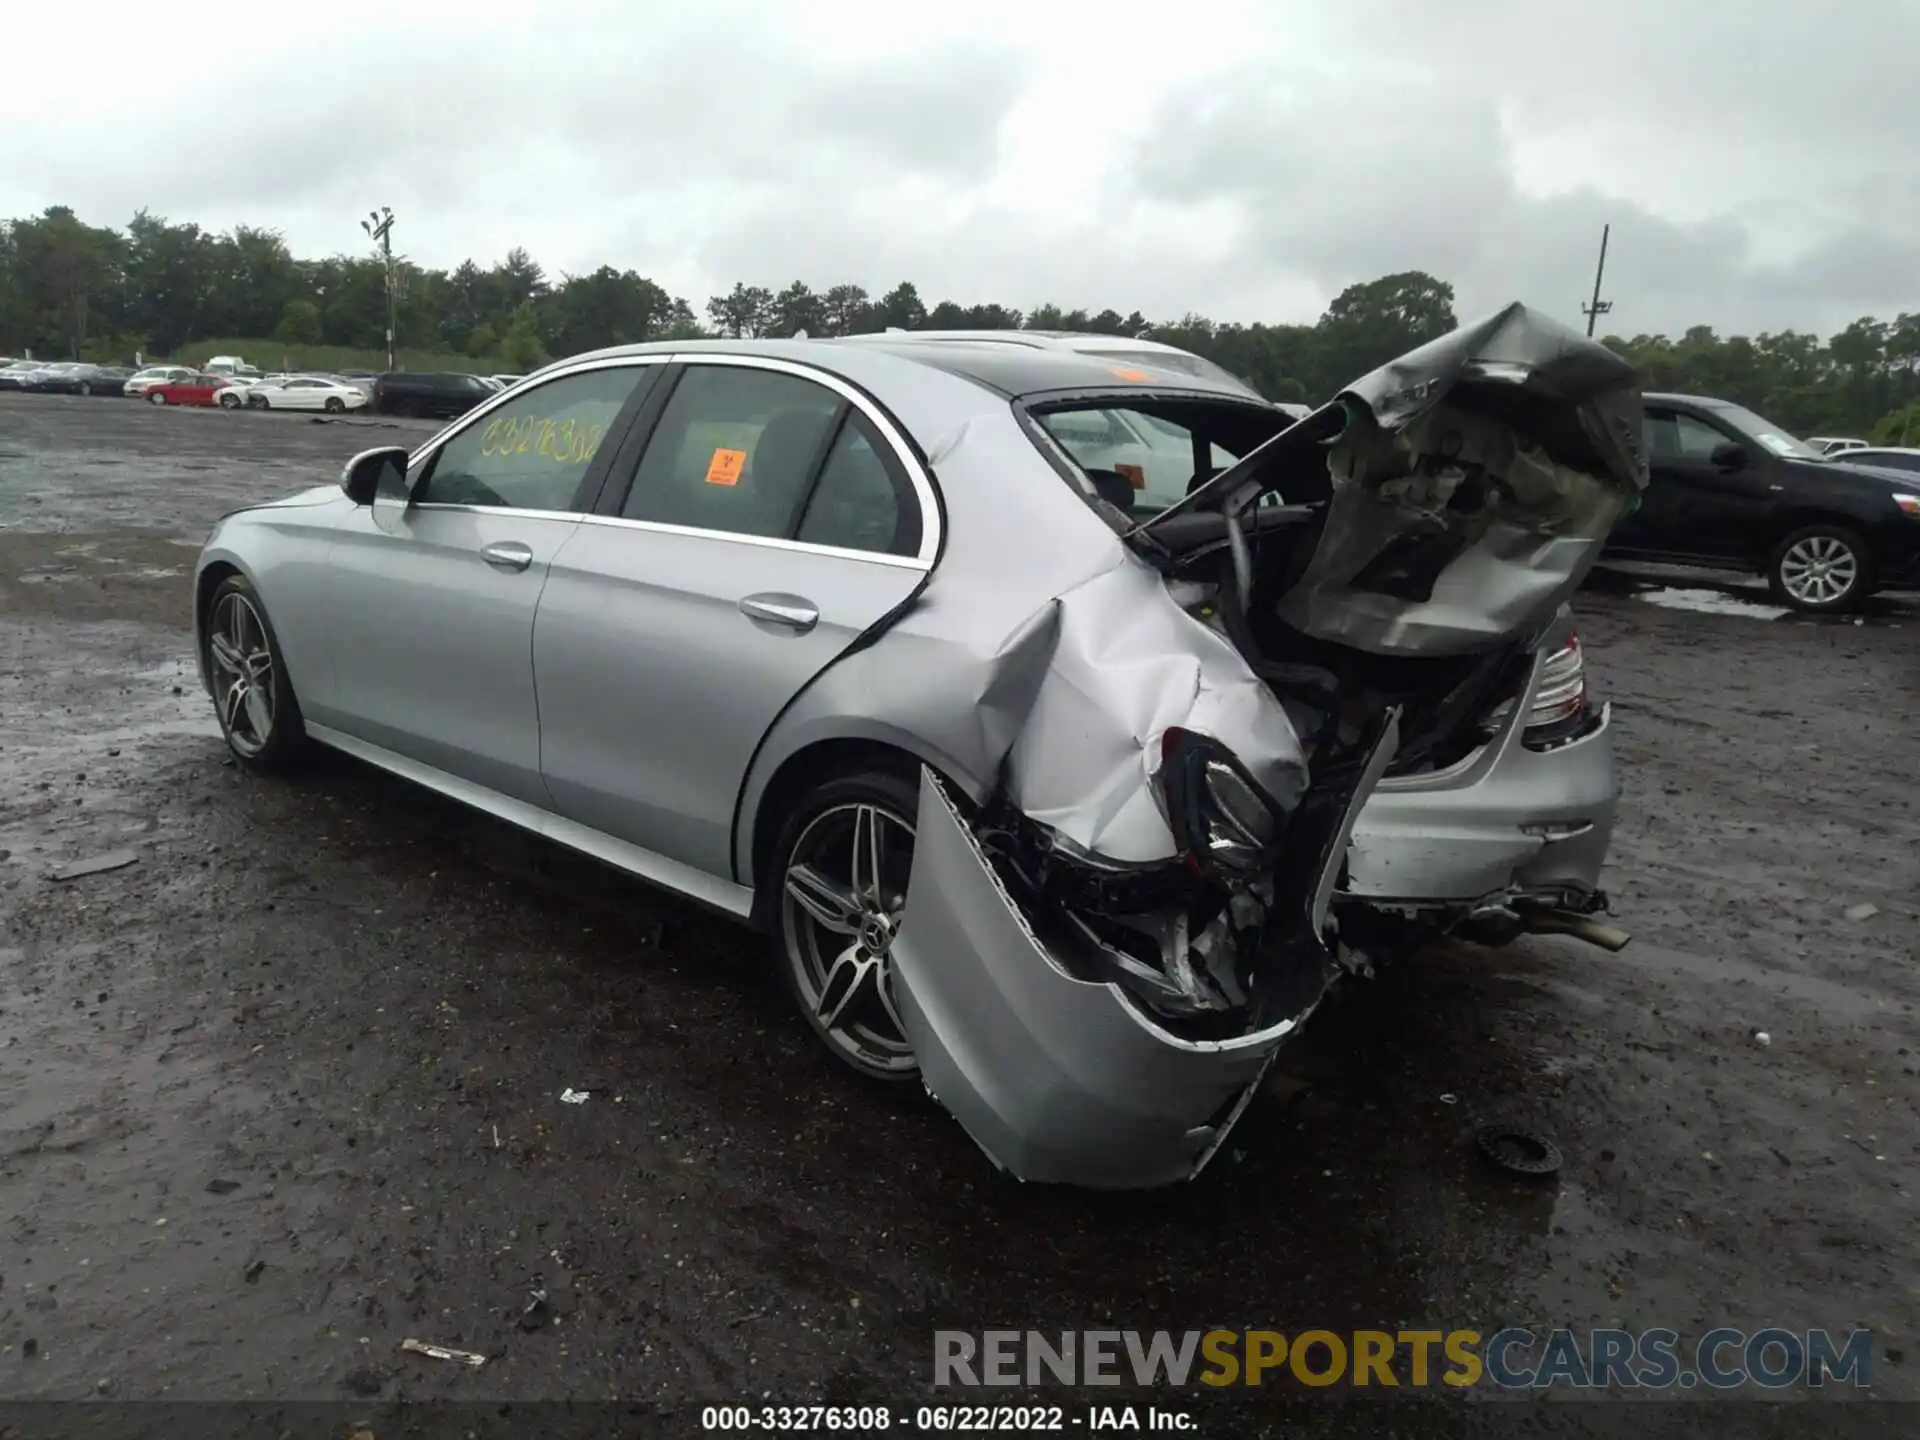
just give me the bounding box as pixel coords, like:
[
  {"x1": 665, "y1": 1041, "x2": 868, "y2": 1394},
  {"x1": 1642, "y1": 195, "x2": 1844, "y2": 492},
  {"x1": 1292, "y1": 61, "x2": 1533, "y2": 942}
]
[{"x1": 1637, "y1": 587, "x2": 1789, "y2": 621}]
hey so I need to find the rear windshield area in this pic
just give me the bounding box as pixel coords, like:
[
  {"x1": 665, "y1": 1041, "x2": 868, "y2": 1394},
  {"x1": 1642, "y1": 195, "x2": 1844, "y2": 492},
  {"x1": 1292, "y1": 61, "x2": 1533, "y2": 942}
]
[{"x1": 1030, "y1": 398, "x2": 1290, "y2": 515}]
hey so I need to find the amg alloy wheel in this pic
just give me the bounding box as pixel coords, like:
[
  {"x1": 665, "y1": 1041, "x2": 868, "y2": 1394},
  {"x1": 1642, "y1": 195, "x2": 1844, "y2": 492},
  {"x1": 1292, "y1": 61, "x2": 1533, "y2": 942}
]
[
  {"x1": 204, "y1": 577, "x2": 306, "y2": 772},
  {"x1": 324, "y1": 396, "x2": 345, "y2": 413},
  {"x1": 774, "y1": 772, "x2": 920, "y2": 1080},
  {"x1": 1768, "y1": 523, "x2": 1873, "y2": 612}
]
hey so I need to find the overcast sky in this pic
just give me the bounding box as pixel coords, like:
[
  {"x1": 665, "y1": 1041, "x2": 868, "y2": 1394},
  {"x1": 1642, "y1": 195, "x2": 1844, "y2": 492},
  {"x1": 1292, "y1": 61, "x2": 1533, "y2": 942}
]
[{"x1": 7, "y1": 0, "x2": 1913, "y2": 339}]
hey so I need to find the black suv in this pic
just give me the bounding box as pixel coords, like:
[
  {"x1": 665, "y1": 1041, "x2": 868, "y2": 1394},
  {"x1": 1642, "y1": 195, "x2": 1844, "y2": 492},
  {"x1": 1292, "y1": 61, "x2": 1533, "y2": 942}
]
[
  {"x1": 1604, "y1": 393, "x2": 1920, "y2": 611},
  {"x1": 371, "y1": 371, "x2": 496, "y2": 420}
]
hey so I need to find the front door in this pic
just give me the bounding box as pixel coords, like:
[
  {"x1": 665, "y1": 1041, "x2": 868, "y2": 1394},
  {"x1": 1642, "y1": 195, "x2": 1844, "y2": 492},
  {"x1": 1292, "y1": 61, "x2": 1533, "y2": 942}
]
[
  {"x1": 319, "y1": 362, "x2": 659, "y2": 806},
  {"x1": 533, "y1": 359, "x2": 934, "y2": 878}
]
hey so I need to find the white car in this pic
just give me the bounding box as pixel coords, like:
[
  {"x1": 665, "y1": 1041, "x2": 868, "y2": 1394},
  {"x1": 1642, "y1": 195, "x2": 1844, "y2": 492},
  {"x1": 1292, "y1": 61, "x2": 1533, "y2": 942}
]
[
  {"x1": 123, "y1": 365, "x2": 197, "y2": 396},
  {"x1": 1809, "y1": 436, "x2": 1869, "y2": 455},
  {"x1": 241, "y1": 376, "x2": 371, "y2": 413}
]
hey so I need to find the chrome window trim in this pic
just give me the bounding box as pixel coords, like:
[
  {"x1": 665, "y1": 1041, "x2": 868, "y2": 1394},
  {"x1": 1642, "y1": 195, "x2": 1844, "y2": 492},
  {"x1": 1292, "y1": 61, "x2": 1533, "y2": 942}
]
[
  {"x1": 573, "y1": 512, "x2": 930, "y2": 571},
  {"x1": 401, "y1": 349, "x2": 942, "y2": 567},
  {"x1": 657, "y1": 352, "x2": 940, "y2": 566}
]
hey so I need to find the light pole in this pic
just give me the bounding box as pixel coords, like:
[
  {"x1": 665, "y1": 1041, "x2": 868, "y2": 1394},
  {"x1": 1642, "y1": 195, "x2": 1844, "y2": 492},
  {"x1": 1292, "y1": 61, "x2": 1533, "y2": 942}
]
[
  {"x1": 361, "y1": 207, "x2": 396, "y2": 372},
  {"x1": 1582, "y1": 223, "x2": 1613, "y2": 338}
]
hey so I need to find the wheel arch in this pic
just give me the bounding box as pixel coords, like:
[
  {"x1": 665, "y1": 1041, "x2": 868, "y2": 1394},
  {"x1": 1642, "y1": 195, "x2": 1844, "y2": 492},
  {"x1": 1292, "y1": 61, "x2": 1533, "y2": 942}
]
[
  {"x1": 1752, "y1": 508, "x2": 1873, "y2": 568},
  {"x1": 743, "y1": 731, "x2": 973, "y2": 932}
]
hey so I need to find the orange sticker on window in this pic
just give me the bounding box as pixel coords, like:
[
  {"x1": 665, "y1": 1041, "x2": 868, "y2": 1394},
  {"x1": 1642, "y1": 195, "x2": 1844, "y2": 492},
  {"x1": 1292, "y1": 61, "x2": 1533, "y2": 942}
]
[
  {"x1": 1111, "y1": 367, "x2": 1151, "y2": 381},
  {"x1": 704, "y1": 448, "x2": 747, "y2": 486},
  {"x1": 1115, "y1": 463, "x2": 1146, "y2": 490}
]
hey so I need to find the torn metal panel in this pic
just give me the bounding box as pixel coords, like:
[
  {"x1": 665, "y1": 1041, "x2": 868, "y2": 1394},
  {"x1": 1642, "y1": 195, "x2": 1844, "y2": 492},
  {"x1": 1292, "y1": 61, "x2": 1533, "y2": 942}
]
[
  {"x1": 1273, "y1": 303, "x2": 1647, "y2": 657},
  {"x1": 999, "y1": 557, "x2": 1308, "y2": 862},
  {"x1": 889, "y1": 770, "x2": 1307, "y2": 1188}
]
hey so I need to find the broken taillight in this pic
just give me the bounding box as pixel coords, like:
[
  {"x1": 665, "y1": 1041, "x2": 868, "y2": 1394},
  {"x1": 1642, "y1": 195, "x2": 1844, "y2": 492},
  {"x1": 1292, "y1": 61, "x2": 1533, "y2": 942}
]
[{"x1": 1152, "y1": 729, "x2": 1288, "y2": 877}]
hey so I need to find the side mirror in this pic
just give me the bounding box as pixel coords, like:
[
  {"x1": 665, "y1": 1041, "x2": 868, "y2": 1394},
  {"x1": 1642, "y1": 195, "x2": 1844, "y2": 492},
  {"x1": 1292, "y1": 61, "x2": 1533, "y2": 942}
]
[
  {"x1": 341, "y1": 446, "x2": 414, "y2": 532},
  {"x1": 1709, "y1": 440, "x2": 1747, "y2": 471}
]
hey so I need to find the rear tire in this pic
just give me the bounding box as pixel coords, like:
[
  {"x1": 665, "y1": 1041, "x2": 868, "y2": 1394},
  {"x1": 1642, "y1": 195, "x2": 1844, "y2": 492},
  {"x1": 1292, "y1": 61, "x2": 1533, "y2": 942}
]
[
  {"x1": 77, "y1": 381, "x2": 92, "y2": 396},
  {"x1": 203, "y1": 575, "x2": 307, "y2": 774},
  {"x1": 323, "y1": 396, "x2": 345, "y2": 413},
  {"x1": 769, "y1": 769, "x2": 922, "y2": 1082},
  {"x1": 1766, "y1": 522, "x2": 1874, "y2": 612},
  {"x1": 218, "y1": 391, "x2": 241, "y2": 410}
]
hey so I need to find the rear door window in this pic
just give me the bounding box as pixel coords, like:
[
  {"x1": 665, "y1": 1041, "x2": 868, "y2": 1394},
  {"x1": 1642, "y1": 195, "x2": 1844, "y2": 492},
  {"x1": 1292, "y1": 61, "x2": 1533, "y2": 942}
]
[
  {"x1": 1038, "y1": 405, "x2": 1239, "y2": 510},
  {"x1": 618, "y1": 365, "x2": 844, "y2": 539}
]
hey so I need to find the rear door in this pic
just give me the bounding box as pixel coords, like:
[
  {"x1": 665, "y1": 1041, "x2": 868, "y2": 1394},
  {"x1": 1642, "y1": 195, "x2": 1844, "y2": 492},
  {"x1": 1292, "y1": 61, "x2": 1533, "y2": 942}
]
[{"x1": 532, "y1": 356, "x2": 936, "y2": 879}]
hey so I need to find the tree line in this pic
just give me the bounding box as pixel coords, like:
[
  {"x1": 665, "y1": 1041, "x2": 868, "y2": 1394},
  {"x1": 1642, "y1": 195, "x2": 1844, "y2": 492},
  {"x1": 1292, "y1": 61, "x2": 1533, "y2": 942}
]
[{"x1": 3, "y1": 204, "x2": 1917, "y2": 441}]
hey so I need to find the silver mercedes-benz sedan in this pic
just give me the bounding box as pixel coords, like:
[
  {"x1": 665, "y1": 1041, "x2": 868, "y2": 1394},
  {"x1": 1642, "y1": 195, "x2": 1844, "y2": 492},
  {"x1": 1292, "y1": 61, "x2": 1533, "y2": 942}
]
[{"x1": 193, "y1": 304, "x2": 1646, "y2": 1188}]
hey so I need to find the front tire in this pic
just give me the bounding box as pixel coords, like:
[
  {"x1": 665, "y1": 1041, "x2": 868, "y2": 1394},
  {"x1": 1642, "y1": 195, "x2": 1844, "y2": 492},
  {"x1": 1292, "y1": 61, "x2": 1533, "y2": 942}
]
[
  {"x1": 148, "y1": 391, "x2": 167, "y2": 406},
  {"x1": 218, "y1": 391, "x2": 241, "y2": 410},
  {"x1": 771, "y1": 770, "x2": 921, "y2": 1081},
  {"x1": 77, "y1": 381, "x2": 92, "y2": 396},
  {"x1": 204, "y1": 575, "x2": 307, "y2": 773},
  {"x1": 1767, "y1": 523, "x2": 1874, "y2": 612}
]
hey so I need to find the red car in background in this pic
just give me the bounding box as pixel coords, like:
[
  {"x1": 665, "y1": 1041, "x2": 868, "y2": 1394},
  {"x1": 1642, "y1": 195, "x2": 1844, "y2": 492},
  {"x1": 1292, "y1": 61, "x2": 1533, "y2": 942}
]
[{"x1": 145, "y1": 373, "x2": 243, "y2": 408}]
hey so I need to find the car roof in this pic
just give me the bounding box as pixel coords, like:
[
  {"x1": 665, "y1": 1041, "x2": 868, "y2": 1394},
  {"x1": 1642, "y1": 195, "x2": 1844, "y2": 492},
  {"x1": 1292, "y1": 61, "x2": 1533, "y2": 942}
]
[
  {"x1": 1850, "y1": 445, "x2": 1920, "y2": 455},
  {"x1": 547, "y1": 337, "x2": 1267, "y2": 405}
]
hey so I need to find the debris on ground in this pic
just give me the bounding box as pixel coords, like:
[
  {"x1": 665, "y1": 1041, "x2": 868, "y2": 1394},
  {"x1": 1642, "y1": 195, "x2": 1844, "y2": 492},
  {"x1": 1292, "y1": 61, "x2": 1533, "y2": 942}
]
[
  {"x1": 205, "y1": 1178, "x2": 241, "y2": 1195},
  {"x1": 1845, "y1": 902, "x2": 1880, "y2": 921},
  {"x1": 400, "y1": 1338, "x2": 487, "y2": 1368},
  {"x1": 1754, "y1": 1031, "x2": 1772, "y2": 1047},
  {"x1": 560, "y1": 1088, "x2": 590, "y2": 1104},
  {"x1": 517, "y1": 1288, "x2": 552, "y2": 1332},
  {"x1": 47, "y1": 849, "x2": 139, "y2": 882},
  {"x1": 243, "y1": 1260, "x2": 265, "y2": 1284},
  {"x1": 1476, "y1": 1126, "x2": 1564, "y2": 1177}
]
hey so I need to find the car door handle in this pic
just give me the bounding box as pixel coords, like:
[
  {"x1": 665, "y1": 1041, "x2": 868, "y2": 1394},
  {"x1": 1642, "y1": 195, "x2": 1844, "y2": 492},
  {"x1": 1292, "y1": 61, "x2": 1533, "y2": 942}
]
[
  {"x1": 481, "y1": 541, "x2": 534, "y2": 572},
  {"x1": 739, "y1": 593, "x2": 819, "y2": 632}
]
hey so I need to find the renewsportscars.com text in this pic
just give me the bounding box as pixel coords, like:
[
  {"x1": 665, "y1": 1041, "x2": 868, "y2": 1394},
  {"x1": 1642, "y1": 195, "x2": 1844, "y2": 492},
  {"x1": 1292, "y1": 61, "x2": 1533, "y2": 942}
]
[{"x1": 933, "y1": 1327, "x2": 1872, "y2": 1390}]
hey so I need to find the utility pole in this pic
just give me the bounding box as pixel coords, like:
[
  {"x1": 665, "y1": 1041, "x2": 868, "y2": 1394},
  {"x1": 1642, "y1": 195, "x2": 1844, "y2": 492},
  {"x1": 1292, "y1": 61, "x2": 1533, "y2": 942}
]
[
  {"x1": 364, "y1": 211, "x2": 399, "y2": 378},
  {"x1": 1582, "y1": 223, "x2": 1613, "y2": 338}
]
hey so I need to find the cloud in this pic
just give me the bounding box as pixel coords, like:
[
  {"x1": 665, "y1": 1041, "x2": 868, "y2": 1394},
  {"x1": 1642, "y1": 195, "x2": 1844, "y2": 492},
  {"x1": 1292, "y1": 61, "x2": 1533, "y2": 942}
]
[{"x1": 2, "y1": 0, "x2": 1911, "y2": 337}]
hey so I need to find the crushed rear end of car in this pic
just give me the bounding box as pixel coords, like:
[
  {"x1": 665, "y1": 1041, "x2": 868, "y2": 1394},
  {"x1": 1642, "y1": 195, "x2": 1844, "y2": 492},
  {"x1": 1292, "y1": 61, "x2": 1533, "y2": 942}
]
[{"x1": 887, "y1": 303, "x2": 1648, "y2": 1187}]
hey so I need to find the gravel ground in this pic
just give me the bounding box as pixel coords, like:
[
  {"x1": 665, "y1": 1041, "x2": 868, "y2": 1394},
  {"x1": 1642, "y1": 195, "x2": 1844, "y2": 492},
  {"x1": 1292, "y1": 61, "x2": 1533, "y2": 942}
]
[{"x1": 1, "y1": 392, "x2": 1916, "y2": 1435}]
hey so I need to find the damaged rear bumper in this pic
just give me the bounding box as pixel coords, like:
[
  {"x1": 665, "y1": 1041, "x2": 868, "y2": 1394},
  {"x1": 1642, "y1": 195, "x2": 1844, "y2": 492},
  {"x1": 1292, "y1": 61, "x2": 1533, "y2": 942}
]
[
  {"x1": 889, "y1": 773, "x2": 1302, "y2": 1188},
  {"x1": 1344, "y1": 700, "x2": 1617, "y2": 905}
]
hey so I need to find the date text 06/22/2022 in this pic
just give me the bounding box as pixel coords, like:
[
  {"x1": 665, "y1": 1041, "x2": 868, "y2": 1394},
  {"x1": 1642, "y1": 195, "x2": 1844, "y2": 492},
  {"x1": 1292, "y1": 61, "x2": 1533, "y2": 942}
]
[{"x1": 701, "y1": 1405, "x2": 1194, "y2": 1431}]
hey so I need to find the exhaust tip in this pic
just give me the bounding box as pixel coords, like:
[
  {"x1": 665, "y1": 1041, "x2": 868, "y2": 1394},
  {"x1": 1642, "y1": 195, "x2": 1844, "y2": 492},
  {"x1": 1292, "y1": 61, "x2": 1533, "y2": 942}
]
[{"x1": 1523, "y1": 909, "x2": 1631, "y2": 952}]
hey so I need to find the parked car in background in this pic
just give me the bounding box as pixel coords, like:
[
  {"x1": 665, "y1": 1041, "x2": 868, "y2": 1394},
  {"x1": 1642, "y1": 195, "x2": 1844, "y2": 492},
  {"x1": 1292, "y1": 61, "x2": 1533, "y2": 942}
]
[
  {"x1": 242, "y1": 376, "x2": 369, "y2": 413},
  {"x1": 1604, "y1": 393, "x2": 1920, "y2": 611},
  {"x1": 1838, "y1": 446, "x2": 1920, "y2": 474},
  {"x1": 370, "y1": 370, "x2": 497, "y2": 419},
  {"x1": 124, "y1": 365, "x2": 197, "y2": 396},
  {"x1": 145, "y1": 373, "x2": 243, "y2": 408},
  {"x1": 0, "y1": 360, "x2": 46, "y2": 390},
  {"x1": 24, "y1": 362, "x2": 136, "y2": 395},
  {"x1": 488, "y1": 373, "x2": 526, "y2": 390},
  {"x1": 203, "y1": 355, "x2": 263, "y2": 378},
  {"x1": 17, "y1": 362, "x2": 89, "y2": 392},
  {"x1": 193, "y1": 305, "x2": 1643, "y2": 1187},
  {"x1": 1808, "y1": 436, "x2": 1869, "y2": 455}
]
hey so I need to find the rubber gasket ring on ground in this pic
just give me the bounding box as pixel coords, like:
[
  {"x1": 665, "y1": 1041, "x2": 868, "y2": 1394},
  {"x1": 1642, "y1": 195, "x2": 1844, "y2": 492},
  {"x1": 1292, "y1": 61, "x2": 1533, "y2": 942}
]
[{"x1": 1477, "y1": 1126, "x2": 1564, "y2": 1177}]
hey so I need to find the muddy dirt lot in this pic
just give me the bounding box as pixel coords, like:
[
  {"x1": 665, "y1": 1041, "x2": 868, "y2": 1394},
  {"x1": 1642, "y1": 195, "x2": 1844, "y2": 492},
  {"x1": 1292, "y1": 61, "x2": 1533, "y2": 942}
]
[{"x1": 2, "y1": 392, "x2": 1916, "y2": 1434}]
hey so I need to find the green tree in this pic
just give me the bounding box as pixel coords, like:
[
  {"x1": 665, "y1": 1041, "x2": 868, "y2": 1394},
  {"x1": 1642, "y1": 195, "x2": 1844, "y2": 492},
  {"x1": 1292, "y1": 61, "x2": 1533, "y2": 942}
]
[
  {"x1": 500, "y1": 304, "x2": 550, "y2": 369},
  {"x1": 466, "y1": 321, "x2": 498, "y2": 358},
  {"x1": 871, "y1": 281, "x2": 926, "y2": 331},
  {"x1": 706, "y1": 282, "x2": 774, "y2": 338},
  {"x1": 274, "y1": 299, "x2": 321, "y2": 345}
]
